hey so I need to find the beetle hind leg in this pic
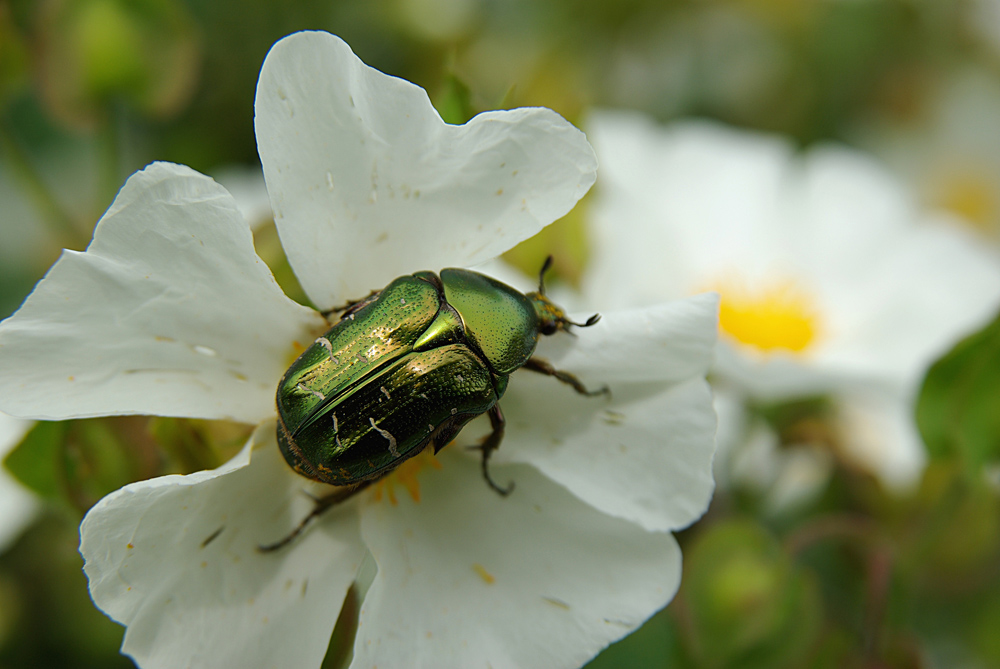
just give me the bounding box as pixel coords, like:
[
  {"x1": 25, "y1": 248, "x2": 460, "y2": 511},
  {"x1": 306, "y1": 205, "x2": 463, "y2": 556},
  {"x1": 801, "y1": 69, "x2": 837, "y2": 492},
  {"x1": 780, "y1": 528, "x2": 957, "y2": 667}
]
[
  {"x1": 469, "y1": 404, "x2": 514, "y2": 496},
  {"x1": 257, "y1": 480, "x2": 373, "y2": 553},
  {"x1": 523, "y1": 357, "x2": 610, "y2": 397},
  {"x1": 320, "y1": 289, "x2": 382, "y2": 320}
]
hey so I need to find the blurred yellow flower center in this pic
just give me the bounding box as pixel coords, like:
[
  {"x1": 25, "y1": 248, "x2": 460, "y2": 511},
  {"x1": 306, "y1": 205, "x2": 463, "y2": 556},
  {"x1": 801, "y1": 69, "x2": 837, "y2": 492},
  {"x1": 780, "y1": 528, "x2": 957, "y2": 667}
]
[
  {"x1": 712, "y1": 278, "x2": 820, "y2": 353},
  {"x1": 934, "y1": 169, "x2": 997, "y2": 232},
  {"x1": 372, "y1": 449, "x2": 442, "y2": 505}
]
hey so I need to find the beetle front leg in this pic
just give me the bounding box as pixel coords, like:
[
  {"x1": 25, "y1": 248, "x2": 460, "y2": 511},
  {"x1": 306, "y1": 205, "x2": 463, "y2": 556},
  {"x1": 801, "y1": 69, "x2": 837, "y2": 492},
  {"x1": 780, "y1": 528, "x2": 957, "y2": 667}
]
[
  {"x1": 523, "y1": 357, "x2": 610, "y2": 397},
  {"x1": 473, "y1": 404, "x2": 514, "y2": 496},
  {"x1": 258, "y1": 480, "x2": 374, "y2": 553}
]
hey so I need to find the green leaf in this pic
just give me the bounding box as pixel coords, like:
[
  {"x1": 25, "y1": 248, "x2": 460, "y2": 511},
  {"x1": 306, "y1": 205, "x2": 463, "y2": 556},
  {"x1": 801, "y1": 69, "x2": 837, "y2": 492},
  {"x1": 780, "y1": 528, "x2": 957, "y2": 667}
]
[
  {"x1": 3, "y1": 421, "x2": 68, "y2": 502},
  {"x1": 916, "y1": 311, "x2": 1000, "y2": 473},
  {"x1": 434, "y1": 70, "x2": 476, "y2": 125}
]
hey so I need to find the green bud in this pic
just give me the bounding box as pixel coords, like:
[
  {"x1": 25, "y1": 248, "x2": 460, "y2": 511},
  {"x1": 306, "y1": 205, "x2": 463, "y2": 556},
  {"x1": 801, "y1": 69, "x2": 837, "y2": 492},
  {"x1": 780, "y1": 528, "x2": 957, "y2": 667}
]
[{"x1": 679, "y1": 520, "x2": 821, "y2": 668}]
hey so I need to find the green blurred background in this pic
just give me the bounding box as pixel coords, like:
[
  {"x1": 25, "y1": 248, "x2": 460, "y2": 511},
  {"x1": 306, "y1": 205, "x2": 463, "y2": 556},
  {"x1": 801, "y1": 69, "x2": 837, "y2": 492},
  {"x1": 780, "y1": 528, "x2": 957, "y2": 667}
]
[{"x1": 4, "y1": 0, "x2": 1000, "y2": 667}]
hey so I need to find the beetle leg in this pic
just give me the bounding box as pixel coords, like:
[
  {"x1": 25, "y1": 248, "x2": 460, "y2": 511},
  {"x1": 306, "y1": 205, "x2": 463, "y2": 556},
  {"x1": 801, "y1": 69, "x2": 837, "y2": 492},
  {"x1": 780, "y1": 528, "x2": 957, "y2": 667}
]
[
  {"x1": 472, "y1": 404, "x2": 514, "y2": 496},
  {"x1": 320, "y1": 290, "x2": 381, "y2": 320},
  {"x1": 257, "y1": 480, "x2": 374, "y2": 553},
  {"x1": 522, "y1": 357, "x2": 611, "y2": 397}
]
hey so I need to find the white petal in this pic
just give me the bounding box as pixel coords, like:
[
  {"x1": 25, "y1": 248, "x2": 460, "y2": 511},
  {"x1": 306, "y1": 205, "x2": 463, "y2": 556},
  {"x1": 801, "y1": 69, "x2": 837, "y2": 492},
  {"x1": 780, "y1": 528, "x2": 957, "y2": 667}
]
[
  {"x1": 81, "y1": 423, "x2": 365, "y2": 669},
  {"x1": 0, "y1": 412, "x2": 37, "y2": 550},
  {"x1": 212, "y1": 164, "x2": 274, "y2": 230},
  {"x1": 0, "y1": 163, "x2": 324, "y2": 422},
  {"x1": 535, "y1": 293, "x2": 720, "y2": 386},
  {"x1": 584, "y1": 112, "x2": 794, "y2": 307},
  {"x1": 820, "y1": 215, "x2": 1000, "y2": 388},
  {"x1": 835, "y1": 390, "x2": 926, "y2": 490},
  {"x1": 255, "y1": 31, "x2": 597, "y2": 309},
  {"x1": 354, "y1": 454, "x2": 682, "y2": 669},
  {"x1": 490, "y1": 296, "x2": 719, "y2": 531},
  {"x1": 500, "y1": 375, "x2": 717, "y2": 533}
]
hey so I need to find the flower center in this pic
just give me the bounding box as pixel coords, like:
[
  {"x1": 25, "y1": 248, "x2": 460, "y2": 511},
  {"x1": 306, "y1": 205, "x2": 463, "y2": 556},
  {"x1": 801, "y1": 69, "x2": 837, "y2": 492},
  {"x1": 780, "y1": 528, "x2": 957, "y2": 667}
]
[
  {"x1": 371, "y1": 449, "x2": 442, "y2": 505},
  {"x1": 711, "y1": 277, "x2": 820, "y2": 354},
  {"x1": 933, "y1": 168, "x2": 997, "y2": 231}
]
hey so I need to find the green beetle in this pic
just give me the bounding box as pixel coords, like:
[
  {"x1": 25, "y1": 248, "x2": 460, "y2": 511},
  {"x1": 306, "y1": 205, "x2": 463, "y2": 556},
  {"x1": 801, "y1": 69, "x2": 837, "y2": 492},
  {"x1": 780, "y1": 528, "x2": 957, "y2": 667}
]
[{"x1": 263, "y1": 258, "x2": 604, "y2": 550}]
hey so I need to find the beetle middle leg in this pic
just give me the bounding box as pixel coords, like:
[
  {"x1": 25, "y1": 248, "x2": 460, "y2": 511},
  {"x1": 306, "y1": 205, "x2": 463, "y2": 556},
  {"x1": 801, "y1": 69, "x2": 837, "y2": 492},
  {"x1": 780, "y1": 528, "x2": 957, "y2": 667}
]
[
  {"x1": 470, "y1": 404, "x2": 515, "y2": 496},
  {"x1": 523, "y1": 357, "x2": 610, "y2": 397},
  {"x1": 258, "y1": 480, "x2": 374, "y2": 553}
]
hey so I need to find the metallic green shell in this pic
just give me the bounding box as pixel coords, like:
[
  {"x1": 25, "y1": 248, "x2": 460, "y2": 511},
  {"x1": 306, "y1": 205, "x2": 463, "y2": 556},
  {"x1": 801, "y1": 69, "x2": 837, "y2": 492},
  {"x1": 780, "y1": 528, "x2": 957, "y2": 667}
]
[
  {"x1": 279, "y1": 343, "x2": 496, "y2": 485},
  {"x1": 276, "y1": 269, "x2": 540, "y2": 486},
  {"x1": 440, "y1": 269, "x2": 540, "y2": 374},
  {"x1": 277, "y1": 275, "x2": 440, "y2": 438}
]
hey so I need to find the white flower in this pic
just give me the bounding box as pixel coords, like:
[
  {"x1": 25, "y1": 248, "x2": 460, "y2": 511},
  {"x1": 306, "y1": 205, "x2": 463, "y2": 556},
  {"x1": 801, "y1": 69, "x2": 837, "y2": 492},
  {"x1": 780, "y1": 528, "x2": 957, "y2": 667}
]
[
  {"x1": 0, "y1": 33, "x2": 719, "y2": 668},
  {"x1": 0, "y1": 412, "x2": 37, "y2": 550},
  {"x1": 585, "y1": 111, "x2": 1000, "y2": 490},
  {"x1": 852, "y1": 66, "x2": 1000, "y2": 240}
]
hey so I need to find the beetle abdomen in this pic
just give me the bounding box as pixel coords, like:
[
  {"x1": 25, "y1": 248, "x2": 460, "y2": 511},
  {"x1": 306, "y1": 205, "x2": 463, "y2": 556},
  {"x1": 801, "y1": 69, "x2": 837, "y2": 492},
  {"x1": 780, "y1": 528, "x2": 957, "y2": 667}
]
[{"x1": 278, "y1": 344, "x2": 497, "y2": 485}]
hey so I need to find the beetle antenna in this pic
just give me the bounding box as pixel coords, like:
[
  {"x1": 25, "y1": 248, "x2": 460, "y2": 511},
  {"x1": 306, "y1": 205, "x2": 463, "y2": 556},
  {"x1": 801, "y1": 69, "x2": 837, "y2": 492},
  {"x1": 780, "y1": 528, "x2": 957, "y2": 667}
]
[
  {"x1": 537, "y1": 255, "x2": 554, "y2": 296},
  {"x1": 565, "y1": 313, "x2": 601, "y2": 329}
]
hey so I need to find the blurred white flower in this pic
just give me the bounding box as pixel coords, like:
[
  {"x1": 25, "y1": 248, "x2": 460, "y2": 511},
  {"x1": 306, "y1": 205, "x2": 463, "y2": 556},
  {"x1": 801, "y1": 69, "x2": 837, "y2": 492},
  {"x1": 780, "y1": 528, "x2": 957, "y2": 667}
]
[
  {"x1": 212, "y1": 164, "x2": 272, "y2": 230},
  {"x1": 852, "y1": 67, "x2": 1000, "y2": 240},
  {"x1": 0, "y1": 33, "x2": 719, "y2": 668},
  {"x1": 586, "y1": 111, "x2": 1000, "y2": 490},
  {"x1": 0, "y1": 412, "x2": 36, "y2": 550}
]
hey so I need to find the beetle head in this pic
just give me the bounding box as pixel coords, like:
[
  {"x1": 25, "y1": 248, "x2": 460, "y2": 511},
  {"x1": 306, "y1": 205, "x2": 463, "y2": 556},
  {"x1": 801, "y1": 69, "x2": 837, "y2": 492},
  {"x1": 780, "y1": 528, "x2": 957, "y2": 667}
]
[{"x1": 527, "y1": 256, "x2": 601, "y2": 336}]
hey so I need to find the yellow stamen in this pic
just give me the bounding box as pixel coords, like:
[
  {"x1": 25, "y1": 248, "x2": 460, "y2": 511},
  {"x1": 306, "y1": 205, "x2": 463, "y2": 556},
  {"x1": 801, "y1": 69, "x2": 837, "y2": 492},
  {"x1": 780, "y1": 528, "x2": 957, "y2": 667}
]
[
  {"x1": 711, "y1": 278, "x2": 820, "y2": 353},
  {"x1": 372, "y1": 449, "x2": 442, "y2": 505}
]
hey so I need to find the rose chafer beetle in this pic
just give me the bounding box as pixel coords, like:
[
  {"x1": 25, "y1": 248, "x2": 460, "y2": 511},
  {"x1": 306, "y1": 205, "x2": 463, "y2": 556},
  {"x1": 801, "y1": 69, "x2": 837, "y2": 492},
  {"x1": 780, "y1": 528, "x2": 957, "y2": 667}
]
[{"x1": 263, "y1": 258, "x2": 605, "y2": 550}]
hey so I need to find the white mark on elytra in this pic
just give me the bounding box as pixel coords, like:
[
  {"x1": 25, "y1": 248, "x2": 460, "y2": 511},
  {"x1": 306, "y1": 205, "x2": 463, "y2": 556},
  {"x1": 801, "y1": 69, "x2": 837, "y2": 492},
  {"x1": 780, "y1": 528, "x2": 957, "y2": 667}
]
[
  {"x1": 296, "y1": 383, "x2": 325, "y2": 401},
  {"x1": 451, "y1": 408, "x2": 458, "y2": 415},
  {"x1": 418, "y1": 393, "x2": 428, "y2": 400},
  {"x1": 428, "y1": 424, "x2": 435, "y2": 431},
  {"x1": 400, "y1": 298, "x2": 406, "y2": 306},
  {"x1": 357, "y1": 353, "x2": 368, "y2": 363},
  {"x1": 326, "y1": 172, "x2": 335, "y2": 191},
  {"x1": 194, "y1": 345, "x2": 217, "y2": 357},
  {"x1": 370, "y1": 417, "x2": 400, "y2": 457},
  {"x1": 335, "y1": 433, "x2": 343, "y2": 449},
  {"x1": 381, "y1": 386, "x2": 391, "y2": 400},
  {"x1": 332, "y1": 412, "x2": 339, "y2": 433},
  {"x1": 456, "y1": 374, "x2": 464, "y2": 383},
  {"x1": 315, "y1": 337, "x2": 336, "y2": 362},
  {"x1": 348, "y1": 314, "x2": 355, "y2": 321}
]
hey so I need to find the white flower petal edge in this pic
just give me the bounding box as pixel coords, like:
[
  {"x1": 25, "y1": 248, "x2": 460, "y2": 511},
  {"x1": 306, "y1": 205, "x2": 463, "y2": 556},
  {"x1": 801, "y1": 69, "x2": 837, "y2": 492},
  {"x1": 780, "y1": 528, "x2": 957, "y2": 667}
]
[
  {"x1": 0, "y1": 162, "x2": 325, "y2": 423},
  {"x1": 836, "y1": 390, "x2": 926, "y2": 490},
  {"x1": 255, "y1": 31, "x2": 598, "y2": 309},
  {"x1": 0, "y1": 412, "x2": 37, "y2": 550},
  {"x1": 212, "y1": 164, "x2": 273, "y2": 230},
  {"x1": 80, "y1": 423, "x2": 365, "y2": 669},
  {"x1": 355, "y1": 455, "x2": 683, "y2": 669},
  {"x1": 499, "y1": 295, "x2": 720, "y2": 531}
]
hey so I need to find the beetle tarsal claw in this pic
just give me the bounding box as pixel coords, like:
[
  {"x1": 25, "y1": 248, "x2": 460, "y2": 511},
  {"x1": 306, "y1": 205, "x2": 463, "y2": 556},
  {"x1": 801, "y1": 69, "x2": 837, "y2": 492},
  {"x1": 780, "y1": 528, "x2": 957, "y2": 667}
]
[{"x1": 468, "y1": 443, "x2": 515, "y2": 496}]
